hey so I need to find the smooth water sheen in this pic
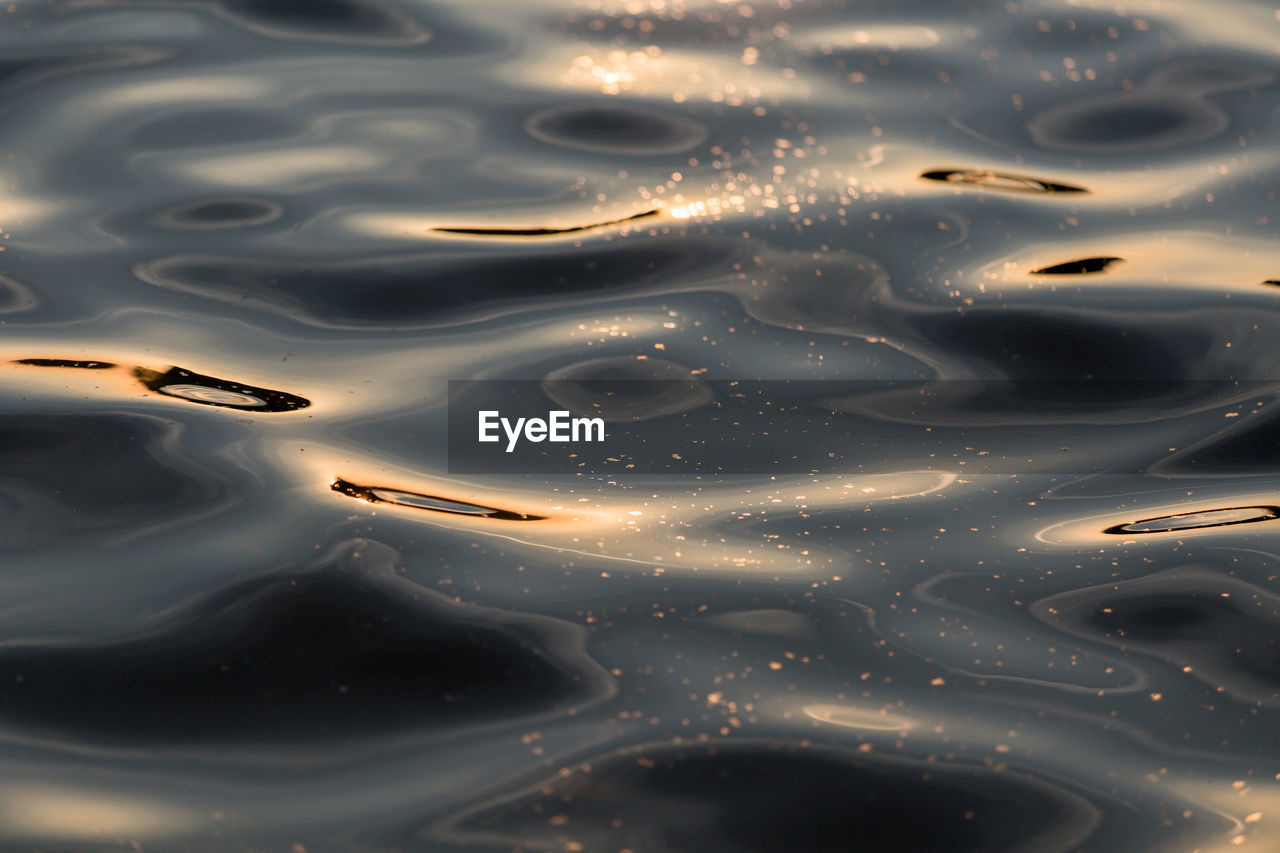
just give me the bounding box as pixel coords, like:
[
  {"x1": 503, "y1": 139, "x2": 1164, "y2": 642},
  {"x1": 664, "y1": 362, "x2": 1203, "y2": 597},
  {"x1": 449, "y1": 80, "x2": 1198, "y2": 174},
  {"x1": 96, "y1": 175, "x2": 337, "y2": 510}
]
[{"x1": 0, "y1": 0, "x2": 1278, "y2": 850}]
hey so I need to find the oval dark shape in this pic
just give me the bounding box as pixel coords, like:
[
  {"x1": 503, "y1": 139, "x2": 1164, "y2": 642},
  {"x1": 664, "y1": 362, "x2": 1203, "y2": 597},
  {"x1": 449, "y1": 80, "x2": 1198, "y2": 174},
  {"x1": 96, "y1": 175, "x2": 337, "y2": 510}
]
[
  {"x1": 135, "y1": 365, "x2": 310, "y2": 412},
  {"x1": 157, "y1": 197, "x2": 283, "y2": 230},
  {"x1": 332, "y1": 478, "x2": 543, "y2": 520},
  {"x1": 219, "y1": 0, "x2": 428, "y2": 43},
  {"x1": 525, "y1": 104, "x2": 708, "y2": 155},
  {"x1": 1029, "y1": 93, "x2": 1226, "y2": 153},
  {"x1": 1110, "y1": 601, "x2": 1214, "y2": 635},
  {"x1": 1030, "y1": 257, "x2": 1122, "y2": 275},
  {"x1": 920, "y1": 169, "x2": 1088, "y2": 194},
  {"x1": 230, "y1": 0, "x2": 372, "y2": 23},
  {"x1": 1104, "y1": 506, "x2": 1280, "y2": 534}
]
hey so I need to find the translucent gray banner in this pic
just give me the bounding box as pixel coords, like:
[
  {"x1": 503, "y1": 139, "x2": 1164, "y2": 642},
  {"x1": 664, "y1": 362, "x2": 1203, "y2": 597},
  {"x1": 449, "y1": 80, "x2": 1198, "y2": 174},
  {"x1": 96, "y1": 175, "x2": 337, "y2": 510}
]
[{"x1": 447, "y1": 379, "x2": 1279, "y2": 476}]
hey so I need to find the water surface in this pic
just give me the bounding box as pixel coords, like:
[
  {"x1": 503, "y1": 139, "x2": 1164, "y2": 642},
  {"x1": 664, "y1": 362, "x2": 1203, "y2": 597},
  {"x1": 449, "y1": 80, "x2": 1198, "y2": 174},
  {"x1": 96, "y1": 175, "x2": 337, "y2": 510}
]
[{"x1": 1, "y1": 0, "x2": 1279, "y2": 849}]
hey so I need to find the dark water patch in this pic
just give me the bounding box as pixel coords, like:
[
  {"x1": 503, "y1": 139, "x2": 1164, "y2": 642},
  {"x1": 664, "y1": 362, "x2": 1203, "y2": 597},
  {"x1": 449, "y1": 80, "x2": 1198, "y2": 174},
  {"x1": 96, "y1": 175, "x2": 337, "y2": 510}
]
[
  {"x1": 1146, "y1": 63, "x2": 1274, "y2": 94},
  {"x1": 432, "y1": 208, "x2": 659, "y2": 237},
  {"x1": 332, "y1": 478, "x2": 543, "y2": 520},
  {"x1": 820, "y1": 379, "x2": 1247, "y2": 427},
  {"x1": 214, "y1": 0, "x2": 430, "y2": 44},
  {"x1": 134, "y1": 239, "x2": 732, "y2": 327},
  {"x1": 1028, "y1": 92, "x2": 1227, "y2": 153},
  {"x1": 128, "y1": 110, "x2": 298, "y2": 151},
  {"x1": 698, "y1": 608, "x2": 817, "y2": 640},
  {"x1": 525, "y1": 103, "x2": 709, "y2": 155},
  {"x1": 920, "y1": 310, "x2": 1209, "y2": 380},
  {"x1": 541, "y1": 357, "x2": 713, "y2": 422},
  {"x1": 154, "y1": 197, "x2": 284, "y2": 230},
  {"x1": 135, "y1": 366, "x2": 310, "y2": 412},
  {"x1": 920, "y1": 169, "x2": 1088, "y2": 195},
  {"x1": 434, "y1": 742, "x2": 1103, "y2": 853},
  {"x1": 878, "y1": 571, "x2": 1141, "y2": 691},
  {"x1": 0, "y1": 540, "x2": 604, "y2": 745},
  {"x1": 1152, "y1": 404, "x2": 1280, "y2": 473},
  {"x1": 1033, "y1": 569, "x2": 1280, "y2": 707},
  {"x1": 13, "y1": 358, "x2": 116, "y2": 369},
  {"x1": 1103, "y1": 506, "x2": 1279, "y2": 535},
  {"x1": 0, "y1": 277, "x2": 37, "y2": 315},
  {"x1": 0, "y1": 414, "x2": 227, "y2": 547},
  {"x1": 1030, "y1": 257, "x2": 1122, "y2": 276},
  {"x1": 734, "y1": 251, "x2": 887, "y2": 337},
  {"x1": 1007, "y1": 10, "x2": 1155, "y2": 50},
  {"x1": 0, "y1": 46, "x2": 170, "y2": 95}
]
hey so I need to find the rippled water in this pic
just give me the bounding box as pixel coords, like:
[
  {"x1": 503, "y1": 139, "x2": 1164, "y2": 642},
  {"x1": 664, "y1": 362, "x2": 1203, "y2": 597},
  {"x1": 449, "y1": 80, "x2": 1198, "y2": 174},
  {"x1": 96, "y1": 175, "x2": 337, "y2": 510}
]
[{"x1": 1, "y1": 0, "x2": 1279, "y2": 849}]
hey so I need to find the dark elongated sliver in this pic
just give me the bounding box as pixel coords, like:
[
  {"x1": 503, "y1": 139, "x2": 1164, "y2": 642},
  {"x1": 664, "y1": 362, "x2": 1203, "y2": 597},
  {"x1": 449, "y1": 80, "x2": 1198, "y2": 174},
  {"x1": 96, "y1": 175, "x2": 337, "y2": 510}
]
[
  {"x1": 1030, "y1": 257, "x2": 1122, "y2": 275},
  {"x1": 1103, "y1": 506, "x2": 1280, "y2": 534},
  {"x1": 13, "y1": 358, "x2": 116, "y2": 369},
  {"x1": 920, "y1": 169, "x2": 1089, "y2": 194},
  {"x1": 332, "y1": 477, "x2": 543, "y2": 520},
  {"x1": 432, "y1": 208, "x2": 659, "y2": 236}
]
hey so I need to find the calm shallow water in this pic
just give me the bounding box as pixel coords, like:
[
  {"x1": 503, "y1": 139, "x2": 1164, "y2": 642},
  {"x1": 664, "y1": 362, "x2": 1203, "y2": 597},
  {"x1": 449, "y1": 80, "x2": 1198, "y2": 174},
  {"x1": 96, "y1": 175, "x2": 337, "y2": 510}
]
[{"x1": 0, "y1": 0, "x2": 1279, "y2": 849}]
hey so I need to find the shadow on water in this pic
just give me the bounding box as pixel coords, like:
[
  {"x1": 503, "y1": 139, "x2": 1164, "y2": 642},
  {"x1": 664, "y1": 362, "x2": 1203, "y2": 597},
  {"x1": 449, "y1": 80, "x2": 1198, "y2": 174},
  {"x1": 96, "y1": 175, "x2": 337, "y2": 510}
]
[
  {"x1": 430, "y1": 741, "x2": 1118, "y2": 853},
  {"x1": 0, "y1": 540, "x2": 609, "y2": 746},
  {"x1": 0, "y1": 413, "x2": 230, "y2": 549}
]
